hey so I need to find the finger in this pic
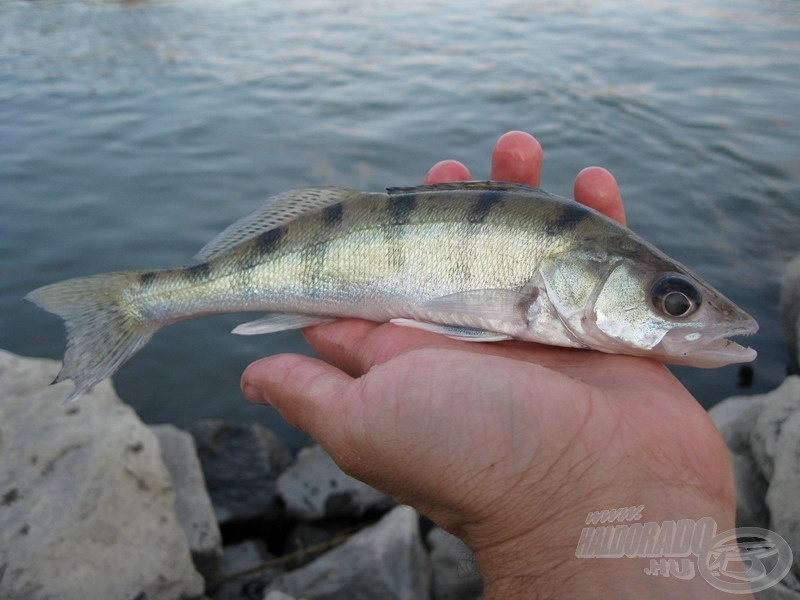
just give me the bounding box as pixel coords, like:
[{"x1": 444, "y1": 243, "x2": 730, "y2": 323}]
[
  {"x1": 574, "y1": 166, "x2": 626, "y2": 225},
  {"x1": 303, "y1": 315, "x2": 626, "y2": 386},
  {"x1": 424, "y1": 160, "x2": 472, "y2": 184},
  {"x1": 302, "y1": 318, "x2": 458, "y2": 376},
  {"x1": 303, "y1": 313, "x2": 677, "y2": 400},
  {"x1": 490, "y1": 131, "x2": 543, "y2": 185},
  {"x1": 241, "y1": 353, "x2": 358, "y2": 447}
]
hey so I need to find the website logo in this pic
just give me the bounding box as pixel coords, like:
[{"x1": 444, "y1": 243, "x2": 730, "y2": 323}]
[{"x1": 576, "y1": 506, "x2": 792, "y2": 594}]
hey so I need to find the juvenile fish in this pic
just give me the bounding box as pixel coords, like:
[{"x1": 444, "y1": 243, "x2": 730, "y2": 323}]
[{"x1": 27, "y1": 181, "x2": 758, "y2": 403}]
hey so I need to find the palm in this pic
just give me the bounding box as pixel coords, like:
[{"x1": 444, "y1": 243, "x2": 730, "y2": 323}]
[{"x1": 299, "y1": 318, "x2": 732, "y2": 539}]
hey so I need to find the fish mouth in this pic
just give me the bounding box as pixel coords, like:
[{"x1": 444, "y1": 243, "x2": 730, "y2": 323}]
[{"x1": 658, "y1": 322, "x2": 758, "y2": 368}]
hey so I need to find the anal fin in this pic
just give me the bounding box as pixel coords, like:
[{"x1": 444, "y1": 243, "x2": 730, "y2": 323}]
[{"x1": 233, "y1": 313, "x2": 334, "y2": 335}]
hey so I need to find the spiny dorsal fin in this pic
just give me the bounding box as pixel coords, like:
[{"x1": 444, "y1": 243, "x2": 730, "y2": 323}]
[
  {"x1": 195, "y1": 187, "x2": 361, "y2": 261},
  {"x1": 386, "y1": 180, "x2": 544, "y2": 195}
]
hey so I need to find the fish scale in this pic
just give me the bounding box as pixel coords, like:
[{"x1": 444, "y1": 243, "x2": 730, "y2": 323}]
[{"x1": 26, "y1": 181, "x2": 757, "y2": 403}]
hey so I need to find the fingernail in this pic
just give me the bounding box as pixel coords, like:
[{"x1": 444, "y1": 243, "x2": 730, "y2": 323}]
[{"x1": 242, "y1": 383, "x2": 271, "y2": 406}]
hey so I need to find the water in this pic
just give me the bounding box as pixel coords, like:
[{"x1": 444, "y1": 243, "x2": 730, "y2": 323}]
[{"x1": 2, "y1": 0, "x2": 799, "y2": 451}]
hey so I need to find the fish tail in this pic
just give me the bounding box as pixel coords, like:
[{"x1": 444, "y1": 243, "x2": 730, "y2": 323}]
[{"x1": 26, "y1": 271, "x2": 160, "y2": 403}]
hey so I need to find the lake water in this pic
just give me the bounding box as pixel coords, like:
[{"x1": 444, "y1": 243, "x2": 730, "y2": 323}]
[{"x1": 2, "y1": 0, "x2": 799, "y2": 451}]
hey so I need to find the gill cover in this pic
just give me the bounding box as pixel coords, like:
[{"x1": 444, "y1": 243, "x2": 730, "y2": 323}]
[{"x1": 538, "y1": 249, "x2": 757, "y2": 366}]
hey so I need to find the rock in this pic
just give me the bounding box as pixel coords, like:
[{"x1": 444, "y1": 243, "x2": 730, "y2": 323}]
[
  {"x1": 264, "y1": 505, "x2": 431, "y2": 600},
  {"x1": 750, "y1": 377, "x2": 800, "y2": 481},
  {"x1": 710, "y1": 394, "x2": 766, "y2": 434},
  {"x1": 264, "y1": 593, "x2": 297, "y2": 600},
  {"x1": 767, "y1": 408, "x2": 800, "y2": 579},
  {"x1": 715, "y1": 377, "x2": 800, "y2": 582},
  {"x1": 780, "y1": 254, "x2": 800, "y2": 374},
  {"x1": 283, "y1": 519, "x2": 363, "y2": 567},
  {"x1": 427, "y1": 528, "x2": 483, "y2": 600},
  {"x1": 755, "y1": 568, "x2": 800, "y2": 599},
  {"x1": 277, "y1": 444, "x2": 395, "y2": 521},
  {"x1": 152, "y1": 424, "x2": 223, "y2": 583},
  {"x1": 710, "y1": 393, "x2": 770, "y2": 529},
  {"x1": 188, "y1": 420, "x2": 292, "y2": 524},
  {"x1": 0, "y1": 350, "x2": 204, "y2": 600},
  {"x1": 212, "y1": 539, "x2": 283, "y2": 600}
]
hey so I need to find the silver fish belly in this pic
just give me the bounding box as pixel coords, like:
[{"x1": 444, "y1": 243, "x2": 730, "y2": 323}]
[{"x1": 27, "y1": 181, "x2": 758, "y2": 402}]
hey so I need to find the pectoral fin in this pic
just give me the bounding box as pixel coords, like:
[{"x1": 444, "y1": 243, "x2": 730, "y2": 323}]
[
  {"x1": 419, "y1": 288, "x2": 532, "y2": 327},
  {"x1": 387, "y1": 288, "x2": 534, "y2": 341},
  {"x1": 232, "y1": 313, "x2": 334, "y2": 335},
  {"x1": 389, "y1": 319, "x2": 512, "y2": 342}
]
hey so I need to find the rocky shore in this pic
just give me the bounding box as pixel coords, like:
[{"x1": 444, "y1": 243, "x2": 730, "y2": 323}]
[
  {"x1": 0, "y1": 349, "x2": 482, "y2": 600},
  {"x1": 2, "y1": 255, "x2": 800, "y2": 600}
]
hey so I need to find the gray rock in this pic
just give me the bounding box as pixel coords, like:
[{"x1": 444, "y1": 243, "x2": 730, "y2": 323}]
[
  {"x1": 188, "y1": 420, "x2": 292, "y2": 524},
  {"x1": 0, "y1": 350, "x2": 204, "y2": 600},
  {"x1": 212, "y1": 539, "x2": 283, "y2": 600},
  {"x1": 710, "y1": 393, "x2": 770, "y2": 529},
  {"x1": 264, "y1": 593, "x2": 298, "y2": 600},
  {"x1": 264, "y1": 505, "x2": 431, "y2": 600},
  {"x1": 427, "y1": 528, "x2": 483, "y2": 600},
  {"x1": 152, "y1": 424, "x2": 223, "y2": 583},
  {"x1": 767, "y1": 408, "x2": 800, "y2": 579},
  {"x1": 278, "y1": 444, "x2": 395, "y2": 521},
  {"x1": 710, "y1": 394, "x2": 766, "y2": 436},
  {"x1": 780, "y1": 254, "x2": 800, "y2": 374},
  {"x1": 729, "y1": 451, "x2": 770, "y2": 530},
  {"x1": 284, "y1": 520, "x2": 362, "y2": 568},
  {"x1": 751, "y1": 377, "x2": 800, "y2": 481},
  {"x1": 755, "y1": 568, "x2": 800, "y2": 599}
]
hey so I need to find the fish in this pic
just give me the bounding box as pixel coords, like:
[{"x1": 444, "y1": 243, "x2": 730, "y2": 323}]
[{"x1": 26, "y1": 181, "x2": 758, "y2": 403}]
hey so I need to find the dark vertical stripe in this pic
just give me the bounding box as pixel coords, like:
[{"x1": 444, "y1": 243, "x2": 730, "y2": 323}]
[
  {"x1": 546, "y1": 202, "x2": 590, "y2": 235},
  {"x1": 323, "y1": 202, "x2": 345, "y2": 227},
  {"x1": 384, "y1": 194, "x2": 417, "y2": 272},
  {"x1": 388, "y1": 194, "x2": 417, "y2": 226},
  {"x1": 139, "y1": 271, "x2": 156, "y2": 288},
  {"x1": 301, "y1": 241, "x2": 331, "y2": 298},
  {"x1": 467, "y1": 191, "x2": 504, "y2": 224},
  {"x1": 235, "y1": 226, "x2": 289, "y2": 274},
  {"x1": 185, "y1": 262, "x2": 212, "y2": 282},
  {"x1": 237, "y1": 254, "x2": 257, "y2": 272},
  {"x1": 255, "y1": 226, "x2": 287, "y2": 255}
]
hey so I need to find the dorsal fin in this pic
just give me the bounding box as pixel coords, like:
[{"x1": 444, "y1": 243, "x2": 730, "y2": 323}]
[
  {"x1": 195, "y1": 187, "x2": 360, "y2": 261},
  {"x1": 386, "y1": 180, "x2": 543, "y2": 195}
]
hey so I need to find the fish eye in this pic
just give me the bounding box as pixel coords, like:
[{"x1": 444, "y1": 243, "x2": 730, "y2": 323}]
[{"x1": 650, "y1": 275, "x2": 701, "y2": 319}]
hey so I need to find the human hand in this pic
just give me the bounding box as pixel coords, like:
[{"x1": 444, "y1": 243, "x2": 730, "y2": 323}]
[{"x1": 242, "y1": 132, "x2": 741, "y2": 599}]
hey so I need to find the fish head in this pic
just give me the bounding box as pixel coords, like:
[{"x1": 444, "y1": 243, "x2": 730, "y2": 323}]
[{"x1": 537, "y1": 243, "x2": 757, "y2": 367}]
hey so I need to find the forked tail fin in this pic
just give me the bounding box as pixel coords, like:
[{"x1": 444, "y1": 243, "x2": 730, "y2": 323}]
[{"x1": 26, "y1": 271, "x2": 159, "y2": 403}]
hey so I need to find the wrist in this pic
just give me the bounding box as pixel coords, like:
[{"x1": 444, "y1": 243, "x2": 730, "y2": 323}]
[{"x1": 467, "y1": 485, "x2": 742, "y2": 599}]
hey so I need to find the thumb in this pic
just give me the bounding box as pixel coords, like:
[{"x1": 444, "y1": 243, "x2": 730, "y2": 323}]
[{"x1": 241, "y1": 354, "x2": 358, "y2": 448}]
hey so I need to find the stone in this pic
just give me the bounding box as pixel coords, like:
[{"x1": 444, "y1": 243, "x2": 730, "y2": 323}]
[
  {"x1": 264, "y1": 505, "x2": 431, "y2": 600},
  {"x1": 277, "y1": 444, "x2": 395, "y2": 521},
  {"x1": 710, "y1": 394, "x2": 766, "y2": 435},
  {"x1": 710, "y1": 393, "x2": 770, "y2": 529},
  {"x1": 766, "y1": 408, "x2": 800, "y2": 579},
  {"x1": 427, "y1": 528, "x2": 483, "y2": 600},
  {"x1": 212, "y1": 539, "x2": 283, "y2": 600},
  {"x1": 0, "y1": 350, "x2": 204, "y2": 600},
  {"x1": 780, "y1": 253, "x2": 800, "y2": 374},
  {"x1": 750, "y1": 377, "x2": 800, "y2": 481},
  {"x1": 755, "y1": 568, "x2": 800, "y2": 599},
  {"x1": 283, "y1": 519, "x2": 363, "y2": 568},
  {"x1": 188, "y1": 420, "x2": 292, "y2": 524},
  {"x1": 152, "y1": 424, "x2": 223, "y2": 583},
  {"x1": 264, "y1": 593, "x2": 297, "y2": 600}
]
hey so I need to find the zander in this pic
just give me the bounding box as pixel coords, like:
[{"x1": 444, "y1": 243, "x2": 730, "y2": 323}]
[{"x1": 27, "y1": 181, "x2": 758, "y2": 403}]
